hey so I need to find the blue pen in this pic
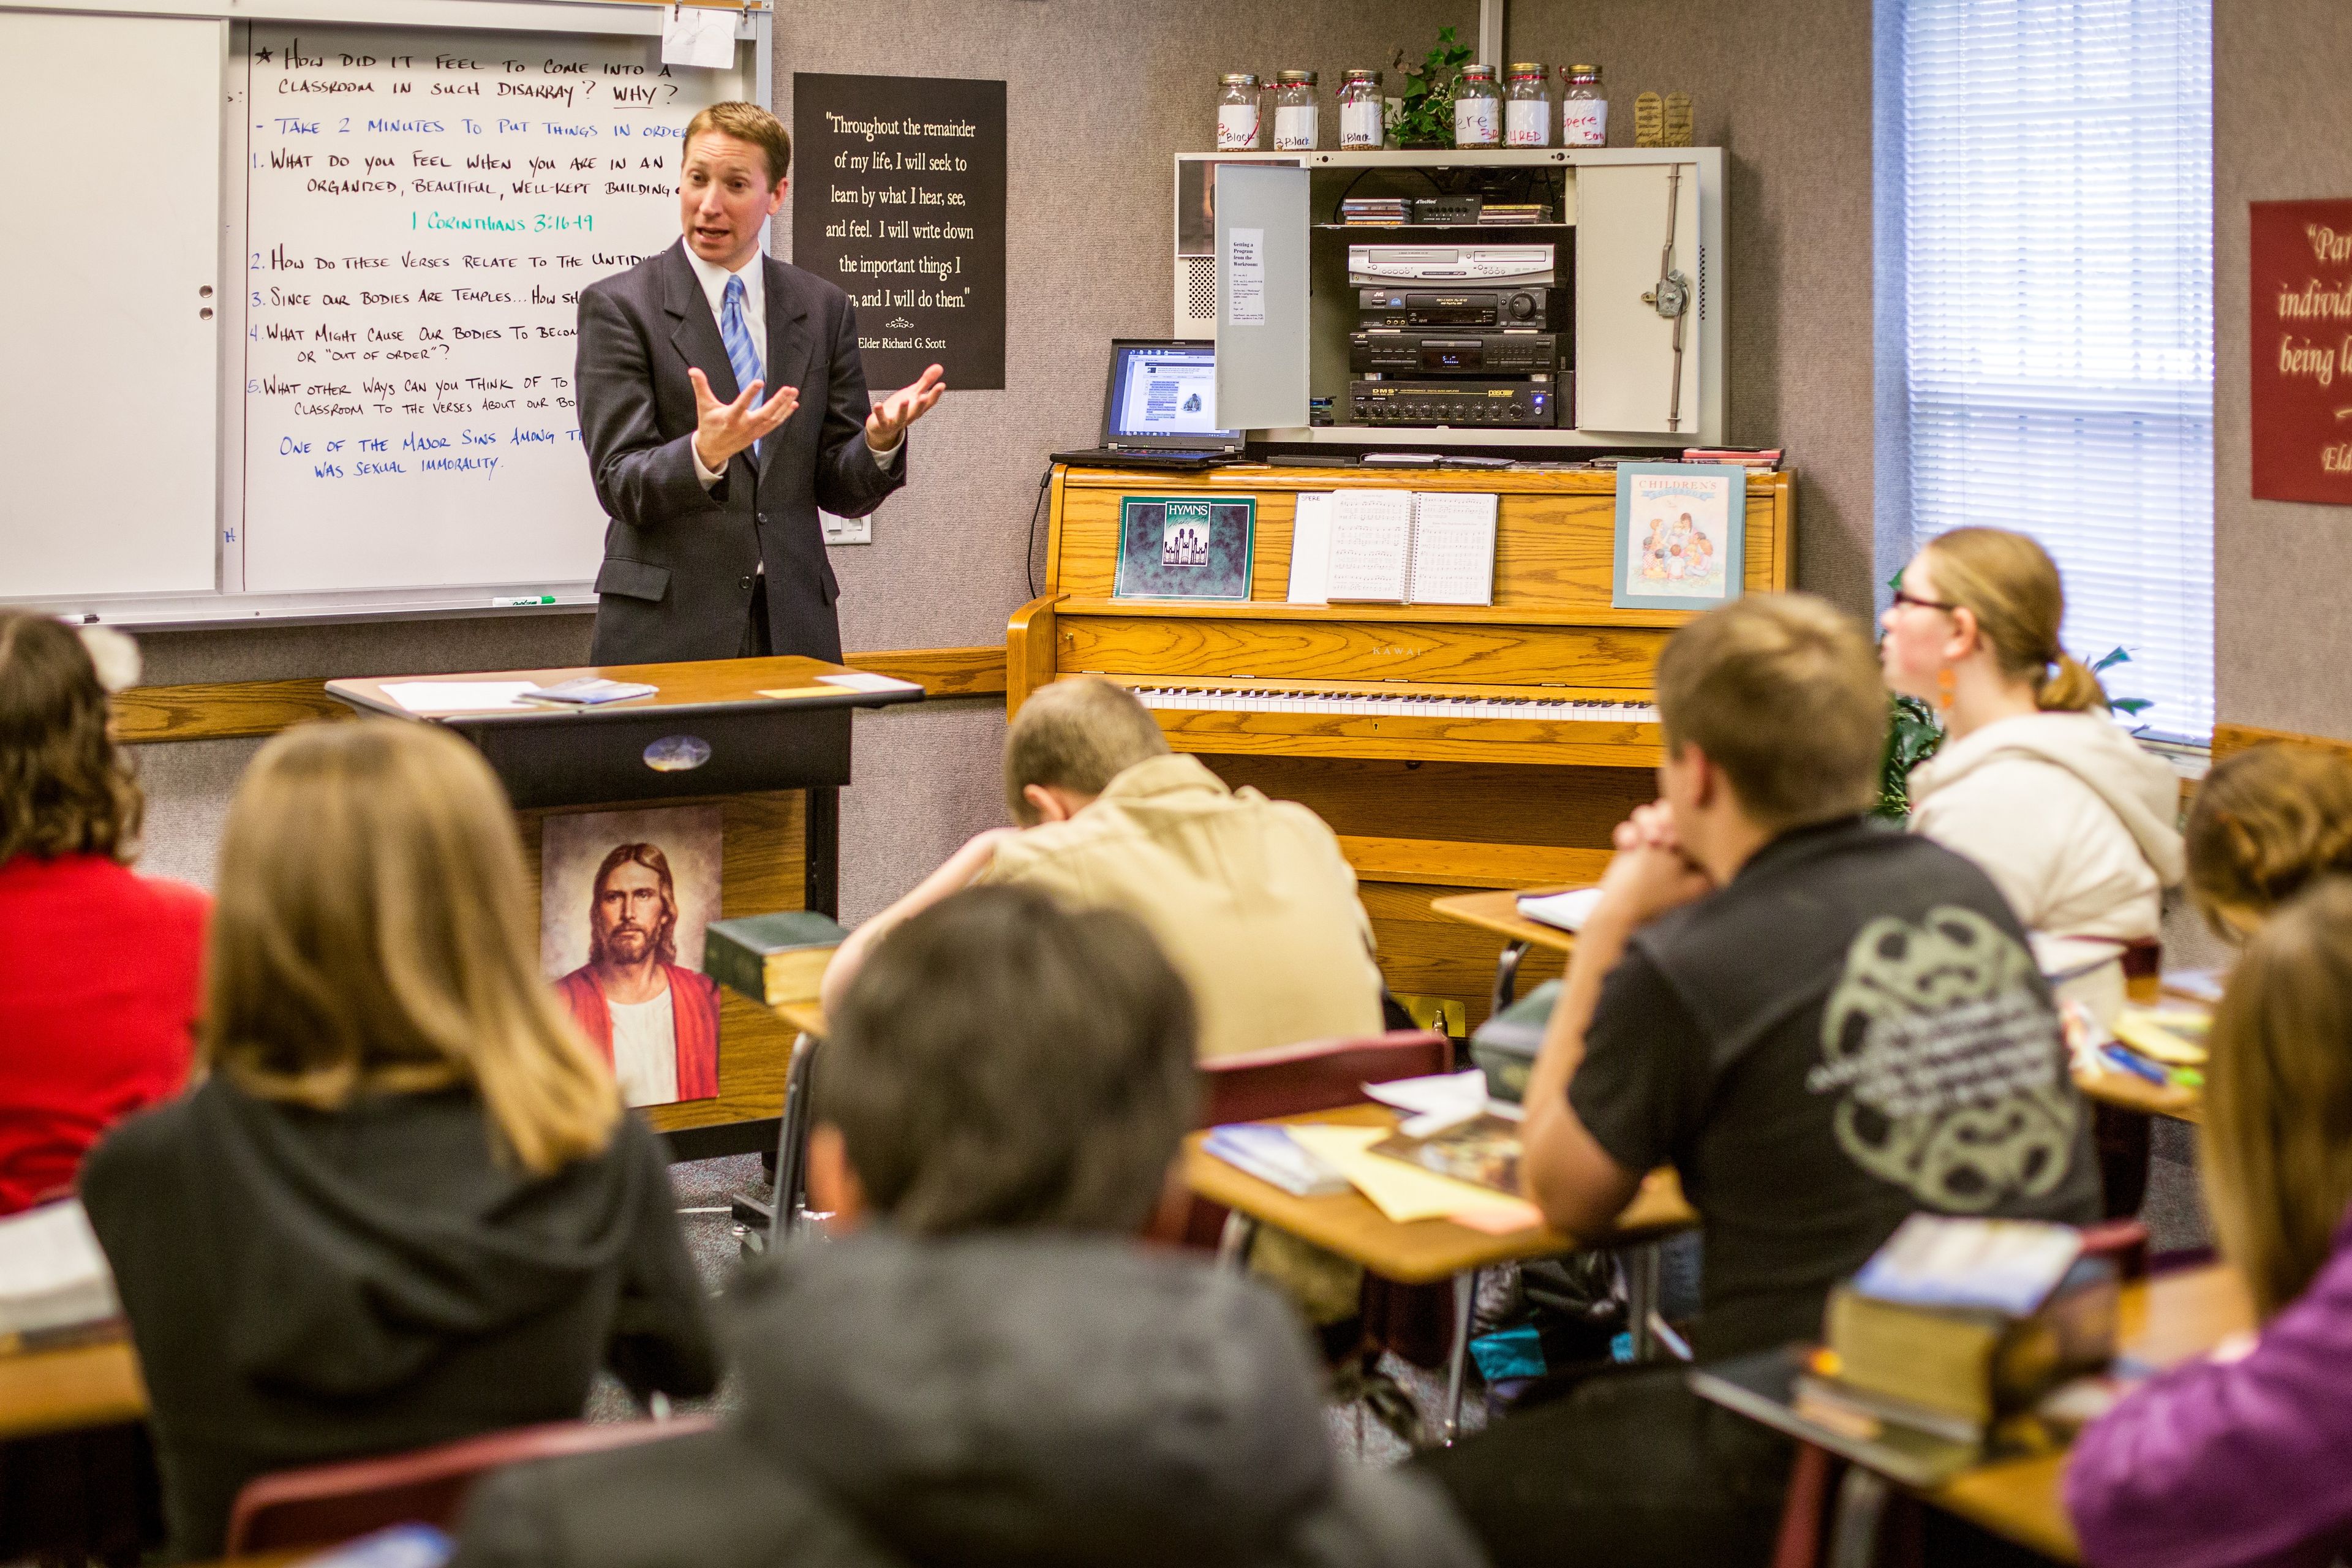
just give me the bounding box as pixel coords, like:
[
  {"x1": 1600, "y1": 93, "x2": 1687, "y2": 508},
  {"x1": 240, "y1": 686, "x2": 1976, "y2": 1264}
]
[{"x1": 2100, "y1": 1042, "x2": 2173, "y2": 1087}]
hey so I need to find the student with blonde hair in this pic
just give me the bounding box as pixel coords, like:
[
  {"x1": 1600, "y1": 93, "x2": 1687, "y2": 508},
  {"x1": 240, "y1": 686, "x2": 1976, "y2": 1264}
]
[
  {"x1": 1879, "y1": 528, "x2": 2184, "y2": 952},
  {"x1": 81, "y1": 722, "x2": 717, "y2": 1562},
  {"x1": 2183, "y1": 741, "x2": 2352, "y2": 940},
  {"x1": 2065, "y1": 876, "x2": 2352, "y2": 1566}
]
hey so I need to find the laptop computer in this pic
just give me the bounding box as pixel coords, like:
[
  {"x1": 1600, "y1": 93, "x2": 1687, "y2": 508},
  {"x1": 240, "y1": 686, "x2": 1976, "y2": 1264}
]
[{"x1": 1052, "y1": 340, "x2": 1246, "y2": 469}]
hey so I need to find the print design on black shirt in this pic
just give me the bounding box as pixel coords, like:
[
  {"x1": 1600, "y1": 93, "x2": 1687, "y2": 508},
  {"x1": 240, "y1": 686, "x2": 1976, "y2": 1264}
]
[{"x1": 1808, "y1": 905, "x2": 2078, "y2": 1212}]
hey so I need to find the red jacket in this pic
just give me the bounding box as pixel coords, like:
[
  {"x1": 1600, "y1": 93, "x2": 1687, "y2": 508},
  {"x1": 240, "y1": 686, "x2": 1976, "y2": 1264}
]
[
  {"x1": 554, "y1": 963, "x2": 721, "y2": 1102},
  {"x1": 0, "y1": 853, "x2": 206, "y2": 1213}
]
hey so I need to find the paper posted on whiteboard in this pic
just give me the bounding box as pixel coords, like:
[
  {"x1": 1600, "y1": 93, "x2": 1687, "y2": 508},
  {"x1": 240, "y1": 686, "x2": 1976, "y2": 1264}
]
[
  {"x1": 662, "y1": 6, "x2": 737, "y2": 69},
  {"x1": 1226, "y1": 227, "x2": 1267, "y2": 326}
]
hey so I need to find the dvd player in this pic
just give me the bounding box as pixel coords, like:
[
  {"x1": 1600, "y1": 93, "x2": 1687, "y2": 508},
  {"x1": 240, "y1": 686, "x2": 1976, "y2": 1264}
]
[
  {"x1": 1349, "y1": 330, "x2": 1562, "y2": 375},
  {"x1": 1346, "y1": 244, "x2": 1556, "y2": 287},
  {"x1": 1357, "y1": 286, "x2": 1564, "y2": 330}
]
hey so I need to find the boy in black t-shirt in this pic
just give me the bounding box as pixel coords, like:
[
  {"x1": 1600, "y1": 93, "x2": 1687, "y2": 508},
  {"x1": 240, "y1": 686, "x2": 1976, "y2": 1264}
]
[{"x1": 1421, "y1": 594, "x2": 2098, "y2": 1568}]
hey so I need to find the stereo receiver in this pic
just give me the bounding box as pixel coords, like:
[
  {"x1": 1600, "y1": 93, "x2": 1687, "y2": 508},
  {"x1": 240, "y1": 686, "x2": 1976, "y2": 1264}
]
[{"x1": 1349, "y1": 379, "x2": 1561, "y2": 428}]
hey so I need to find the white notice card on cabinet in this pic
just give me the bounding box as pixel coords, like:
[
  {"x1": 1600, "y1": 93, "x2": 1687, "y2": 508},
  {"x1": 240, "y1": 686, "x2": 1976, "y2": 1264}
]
[
  {"x1": 1226, "y1": 227, "x2": 1267, "y2": 326},
  {"x1": 1287, "y1": 492, "x2": 1334, "y2": 603},
  {"x1": 1325, "y1": 490, "x2": 1415, "y2": 601},
  {"x1": 1409, "y1": 492, "x2": 1499, "y2": 606}
]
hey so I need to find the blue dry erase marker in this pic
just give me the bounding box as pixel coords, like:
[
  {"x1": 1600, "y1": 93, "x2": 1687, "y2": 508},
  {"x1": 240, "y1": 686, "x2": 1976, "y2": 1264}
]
[{"x1": 2100, "y1": 1042, "x2": 2172, "y2": 1087}]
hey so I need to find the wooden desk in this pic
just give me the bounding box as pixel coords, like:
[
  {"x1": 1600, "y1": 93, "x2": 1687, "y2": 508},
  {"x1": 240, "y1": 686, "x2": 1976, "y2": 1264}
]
[
  {"x1": 1926, "y1": 1264, "x2": 2252, "y2": 1561},
  {"x1": 1188, "y1": 1102, "x2": 1698, "y2": 1441},
  {"x1": 1429, "y1": 887, "x2": 1580, "y2": 1019},
  {"x1": 2071, "y1": 1065, "x2": 2201, "y2": 1123},
  {"x1": 0, "y1": 1329, "x2": 146, "y2": 1442},
  {"x1": 330, "y1": 658, "x2": 919, "y2": 1160}
]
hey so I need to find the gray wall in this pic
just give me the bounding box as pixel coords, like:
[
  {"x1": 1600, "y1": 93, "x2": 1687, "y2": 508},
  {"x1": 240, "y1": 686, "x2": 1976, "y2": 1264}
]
[
  {"x1": 1508, "y1": 0, "x2": 1879, "y2": 612},
  {"x1": 2214, "y1": 1, "x2": 2352, "y2": 739},
  {"x1": 130, "y1": 0, "x2": 1884, "y2": 913}
]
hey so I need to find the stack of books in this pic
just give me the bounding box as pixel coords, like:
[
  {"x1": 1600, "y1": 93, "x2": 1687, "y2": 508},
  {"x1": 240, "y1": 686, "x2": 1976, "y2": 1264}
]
[
  {"x1": 1339, "y1": 197, "x2": 1411, "y2": 226},
  {"x1": 1796, "y1": 1216, "x2": 2119, "y2": 1447},
  {"x1": 0, "y1": 1200, "x2": 120, "y2": 1352},
  {"x1": 1683, "y1": 447, "x2": 1783, "y2": 468}
]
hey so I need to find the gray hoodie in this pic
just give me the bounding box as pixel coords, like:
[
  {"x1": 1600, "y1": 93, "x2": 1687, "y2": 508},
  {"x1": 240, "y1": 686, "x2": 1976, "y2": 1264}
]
[
  {"x1": 454, "y1": 1229, "x2": 1488, "y2": 1568},
  {"x1": 1906, "y1": 710, "x2": 2186, "y2": 940}
]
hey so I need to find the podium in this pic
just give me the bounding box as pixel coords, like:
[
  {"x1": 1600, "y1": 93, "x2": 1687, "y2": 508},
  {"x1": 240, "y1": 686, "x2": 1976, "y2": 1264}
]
[{"x1": 327, "y1": 655, "x2": 922, "y2": 1158}]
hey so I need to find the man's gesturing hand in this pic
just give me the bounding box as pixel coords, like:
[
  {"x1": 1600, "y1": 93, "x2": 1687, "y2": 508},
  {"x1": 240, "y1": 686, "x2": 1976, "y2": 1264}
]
[
  {"x1": 689, "y1": 366, "x2": 797, "y2": 473},
  {"x1": 865, "y1": 363, "x2": 946, "y2": 451}
]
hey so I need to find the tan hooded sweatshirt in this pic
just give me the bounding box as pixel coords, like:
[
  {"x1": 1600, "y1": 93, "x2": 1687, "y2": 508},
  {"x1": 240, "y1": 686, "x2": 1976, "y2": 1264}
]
[{"x1": 1905, "y1": 710, "x2": 2186, "y2": 941}]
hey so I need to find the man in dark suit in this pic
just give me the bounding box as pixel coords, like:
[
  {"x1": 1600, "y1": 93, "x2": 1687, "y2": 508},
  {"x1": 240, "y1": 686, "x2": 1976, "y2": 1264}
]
[{"x1": 575, "y1": 101, "x2": 944, "y2": 663}]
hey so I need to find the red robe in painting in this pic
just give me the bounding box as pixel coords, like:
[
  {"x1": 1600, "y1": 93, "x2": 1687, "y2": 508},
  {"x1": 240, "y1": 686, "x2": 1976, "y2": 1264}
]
[{"x1": 554, "y1": 963, "x2": 722, "y2": 1102}]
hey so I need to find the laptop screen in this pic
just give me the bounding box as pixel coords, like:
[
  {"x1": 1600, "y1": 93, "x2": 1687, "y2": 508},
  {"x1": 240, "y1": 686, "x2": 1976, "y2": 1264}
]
[{"x1": 1102, "y1": 342, "x2": 1239, "y2": 448}]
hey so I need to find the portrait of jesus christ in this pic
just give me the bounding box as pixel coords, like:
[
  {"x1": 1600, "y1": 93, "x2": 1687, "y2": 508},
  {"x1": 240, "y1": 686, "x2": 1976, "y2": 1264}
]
[{"x1": 546, "y1": 829, "x2": 725, "y2": 1109}]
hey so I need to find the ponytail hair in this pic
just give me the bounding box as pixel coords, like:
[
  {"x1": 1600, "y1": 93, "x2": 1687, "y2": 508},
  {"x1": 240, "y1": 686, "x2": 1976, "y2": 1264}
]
[{"x1": 1922, "y1": 527, "x2": 2108, "y2": 714}]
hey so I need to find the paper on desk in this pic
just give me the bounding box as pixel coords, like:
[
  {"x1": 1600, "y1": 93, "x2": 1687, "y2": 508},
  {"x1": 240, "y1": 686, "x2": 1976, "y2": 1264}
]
[
  {"x1": 1283, "y1": 1124, "x2": 1544, "y2": 1231},
  {"x1": 819, "y1": 672, "x2": 924, "y2": 695},
  {"x1": 757, "y1": 687, "x2": 839, "y2": 700},
  {"x1": 379, "y1": 681, "x2": 541, "y2": 715},
  {"x1": 660, "y1": 4, "x2": 737, "y2": 68},
  {"x1": 1364, "y1": 1068, "x2": 1490, "y2": 1136},
  {"x1": 1516, "y1": 886, "x2": 1604, "y2": 933}
]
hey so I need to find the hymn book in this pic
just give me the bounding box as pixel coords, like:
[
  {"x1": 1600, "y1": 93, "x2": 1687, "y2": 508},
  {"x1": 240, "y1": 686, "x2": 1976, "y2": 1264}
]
[{"x1": 1286, "y1": 490, "x2": 1499, "y2": 606}]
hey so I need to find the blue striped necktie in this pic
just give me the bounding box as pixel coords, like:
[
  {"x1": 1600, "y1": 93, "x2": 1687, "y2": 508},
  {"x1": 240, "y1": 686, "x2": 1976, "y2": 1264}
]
[{"x1": 720, "y1": 274, "x2": 763, "y2": 461}]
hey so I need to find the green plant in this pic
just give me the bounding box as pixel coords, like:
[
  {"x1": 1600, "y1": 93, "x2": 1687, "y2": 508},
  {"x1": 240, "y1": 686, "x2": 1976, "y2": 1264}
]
[
  {"x1": 2089, "y1": 645, "x2": 2152, "y2": 723},
  {"x1": 1391, "y1": 25, "x2": 1472, "y2": 148},
  {"x1": 1876, "y1": 692, "x2": 1943, "y2": 820}
]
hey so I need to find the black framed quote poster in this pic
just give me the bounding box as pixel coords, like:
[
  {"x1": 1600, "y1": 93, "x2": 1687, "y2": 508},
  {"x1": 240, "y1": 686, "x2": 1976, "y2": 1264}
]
[{"x1": 791, "y1": 73, "x2": 1007, "y2": 391}]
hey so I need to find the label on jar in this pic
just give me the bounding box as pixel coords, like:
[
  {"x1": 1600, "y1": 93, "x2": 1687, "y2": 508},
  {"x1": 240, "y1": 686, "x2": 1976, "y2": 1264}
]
[
  {"x1": 1454, "y1": 97, "x2": 1500, "y2": 146},
  {"x1": 1340, "y1": 99, "x2": 1383, "y2": 148},
  {"x1": 1273, "y1": 105, "x2": 1318, "y2": 150},
  {"x1": 1562, "y1": 97, "x2": 1607, "y2": 146},
  {"x1": 1216, "y1": 102, "x2": 1261, "y2": 150},
  {"x1": 1505, "y1": 100, "x2": 1549, "y2": 146}
]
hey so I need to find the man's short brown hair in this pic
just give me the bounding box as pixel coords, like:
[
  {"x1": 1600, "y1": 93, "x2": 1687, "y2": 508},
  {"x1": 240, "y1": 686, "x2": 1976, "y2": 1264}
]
[
  {"x1": 683, "y1": 101, "x2": 791, "y2": 186},
  {"x1": 821, "y1": 883, "x2": 1197, "y2": 1234},
  {"x1": 1653, "y1": 593, "x2": 1886, "y2": 832},
  {"x1": 1003, "y1": 677, "x2": 1170, "y2": 825}
]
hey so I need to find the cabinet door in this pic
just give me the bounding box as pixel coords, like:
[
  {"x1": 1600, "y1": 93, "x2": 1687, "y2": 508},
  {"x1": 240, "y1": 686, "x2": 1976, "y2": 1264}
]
[
  {"x1": 1213, "y1": 164, "x2": 1310, "y2": 432},
  {"x1": 1575, "y1": 162, "x2": 1703, "y2": 435}
]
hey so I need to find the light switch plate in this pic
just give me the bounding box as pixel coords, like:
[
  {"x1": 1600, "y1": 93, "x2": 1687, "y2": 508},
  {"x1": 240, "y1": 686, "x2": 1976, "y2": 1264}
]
[{"x1": 821, "y1": 510, "x2": 871, "y2": 546}]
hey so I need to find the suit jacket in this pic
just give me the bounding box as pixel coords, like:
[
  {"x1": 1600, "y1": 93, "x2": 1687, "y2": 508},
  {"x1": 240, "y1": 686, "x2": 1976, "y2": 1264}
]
[
  {"x1": 575, "y1": 241, "x2": 905, "y2": 663},
  {"x1": 553, "y1": 963, "x2": 721, "y2": 1102}
]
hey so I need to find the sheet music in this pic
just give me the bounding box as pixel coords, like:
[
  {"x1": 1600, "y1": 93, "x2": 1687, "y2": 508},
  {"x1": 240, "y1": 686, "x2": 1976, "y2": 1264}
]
[
  {"x1": 1286, "y1": 492, "x2": 1334, "y2": 603},
  {"x1": 1324, "y1": 489, "x2": 1415, "y2": 601},
  {"x1": 1409, "y1": 492, "x2": 1499, "y2": 606}
]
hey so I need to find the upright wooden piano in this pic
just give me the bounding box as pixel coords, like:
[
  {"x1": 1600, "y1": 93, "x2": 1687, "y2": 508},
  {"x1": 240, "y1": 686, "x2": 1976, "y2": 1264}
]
[{"x1": 1008, "y1": 463, "x2": 1796, "y2": 1027}]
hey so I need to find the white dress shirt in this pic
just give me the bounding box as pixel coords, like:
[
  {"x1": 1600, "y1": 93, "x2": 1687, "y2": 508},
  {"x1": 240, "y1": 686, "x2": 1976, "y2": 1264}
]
[{"x1": 682, "y1": 244, "x2": 902, "y2": 488}]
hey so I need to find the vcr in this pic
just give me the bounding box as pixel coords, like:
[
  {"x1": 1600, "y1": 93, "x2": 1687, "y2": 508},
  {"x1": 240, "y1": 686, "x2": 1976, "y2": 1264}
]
[
  {"x1": 1350, "y1": 379, "x2": 1561, "y2": 428},
  {"x1": 1358, "y1": 286, "x2": 1564, "y2": 330},
  {"x1": 1349, "y1": 330, "x2": 1562, "y2": 375}
]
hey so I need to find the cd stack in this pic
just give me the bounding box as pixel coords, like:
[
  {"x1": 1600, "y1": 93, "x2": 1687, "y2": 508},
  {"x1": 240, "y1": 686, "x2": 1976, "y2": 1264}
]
[
  {"x1": 1477, "y1": 203, "x2": 1555, "y2": 225},
  {"x1": 1340, "y1": 197, "x2": 1412, "y2": 227}
]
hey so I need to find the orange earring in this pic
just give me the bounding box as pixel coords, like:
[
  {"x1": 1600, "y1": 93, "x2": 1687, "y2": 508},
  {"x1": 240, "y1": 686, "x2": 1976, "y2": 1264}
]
[{"x1": 1935, "y1": 667, "x2": 1957, "y2": 711}]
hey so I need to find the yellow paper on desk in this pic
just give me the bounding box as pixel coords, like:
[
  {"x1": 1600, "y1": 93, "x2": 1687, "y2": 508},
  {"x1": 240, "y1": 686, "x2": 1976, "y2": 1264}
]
[
  {"x1": 757, "y1": 687, "x2": 837, "y2": 700},
  {"x1": 1283, "y1": 1125, "x2": 1545, "y2": 1231},
  {"x1": 2113, "y1": 1008, "x2": 2209, "y2": 1066}
]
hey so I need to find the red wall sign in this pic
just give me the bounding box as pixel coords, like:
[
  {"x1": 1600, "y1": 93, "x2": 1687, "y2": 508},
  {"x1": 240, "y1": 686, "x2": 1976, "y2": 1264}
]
[{"x1": 2252, "y1": 199, "x2": 2352, "y2": 505}]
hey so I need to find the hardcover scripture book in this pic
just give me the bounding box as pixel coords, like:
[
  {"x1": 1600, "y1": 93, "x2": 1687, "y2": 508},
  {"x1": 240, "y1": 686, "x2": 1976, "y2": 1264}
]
[{"x1": 701, "y1": 910, "x2": 849, "y2": 1007}]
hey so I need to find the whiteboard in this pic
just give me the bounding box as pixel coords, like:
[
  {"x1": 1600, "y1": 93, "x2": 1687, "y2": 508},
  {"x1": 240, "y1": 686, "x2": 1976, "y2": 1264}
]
[
  {"x1": 0, "y1": 0, "x2": 770, "y2": 627},
  {"x1": 237, "y1": 22, "x2": 745, "y2": 593},
  {"x1": 0, "y1": 10, "x2": 223, "y2": 599}
]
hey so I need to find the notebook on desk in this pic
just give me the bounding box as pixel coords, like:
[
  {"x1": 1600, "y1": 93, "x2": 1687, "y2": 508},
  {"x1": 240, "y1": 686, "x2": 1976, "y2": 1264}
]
[{"x1": 1052, "y1": 340, "x2": 1246, "y2": 469}]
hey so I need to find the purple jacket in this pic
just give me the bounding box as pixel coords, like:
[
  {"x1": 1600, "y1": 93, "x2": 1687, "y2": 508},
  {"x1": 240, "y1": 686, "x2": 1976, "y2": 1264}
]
[{"x1": 2065, "y1": 1212, "x2": 2352, "y2": 1568}]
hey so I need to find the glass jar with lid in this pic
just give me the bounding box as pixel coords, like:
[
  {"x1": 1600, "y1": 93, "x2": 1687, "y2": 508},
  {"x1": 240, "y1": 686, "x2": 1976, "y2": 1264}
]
[
  {"x1": 1215, "y1": 72, "x2": 1262, "y2": 150},
  {"x1": 1273, "y1": 69, "x2": 1320, "y2": 151},
  {"x1": 1504, "y1": 64, "x2": 1552, "y2": 146},
  {"x1": 1337, "y1": 68, "x2": 1384, "y2": 149},
  {"x1": 1560, "y1": 64, "x2": 1608, "y2": 146},
  {"x1": 1453, "y1": 64, "x2": 1501, "y2": 148}
]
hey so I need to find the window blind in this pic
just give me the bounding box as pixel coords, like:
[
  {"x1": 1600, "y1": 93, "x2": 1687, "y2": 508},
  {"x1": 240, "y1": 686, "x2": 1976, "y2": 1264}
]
[{"x1": 1903, "y1": 0, "x2": 2214, "y2": 741}]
